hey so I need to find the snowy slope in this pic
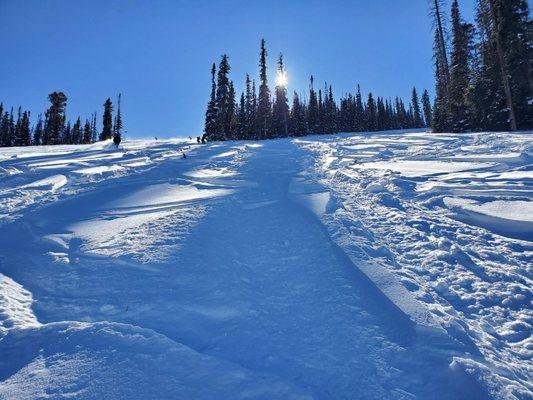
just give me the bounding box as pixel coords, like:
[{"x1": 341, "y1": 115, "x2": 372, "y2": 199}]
[
  {"x1": 0, "y1": 132, "x2": 531, "y2": 399},
  {"x1": 296, "y1": 130, "x2": 532, "y2": 399}
]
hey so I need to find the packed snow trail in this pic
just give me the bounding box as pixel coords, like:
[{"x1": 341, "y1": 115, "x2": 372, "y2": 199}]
[{"x1": 0, "y1": 138, "x2": 491, "y2": 399}]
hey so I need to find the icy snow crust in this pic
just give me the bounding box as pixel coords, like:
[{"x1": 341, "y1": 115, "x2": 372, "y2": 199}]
[{"x1": 0, "y1": 132, "x2": 530, "y2": 399}]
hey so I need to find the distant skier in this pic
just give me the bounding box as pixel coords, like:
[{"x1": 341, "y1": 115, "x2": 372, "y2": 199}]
[
  {"x1": 196, "y1": 136, "x2": 201, "y2": 143},
  {"x1": 182, "y1": 151, "x2": 187, "y2": 159}
]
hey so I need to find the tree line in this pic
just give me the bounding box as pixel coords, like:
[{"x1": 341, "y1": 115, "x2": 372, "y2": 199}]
[
  {"x1": 431, "y1": 0, "x2": 531, "y2": 132},
  {"x1": 203, "y1": 39, "x2": 430, "y2": 141},
  {"x1": 0, "y1": 92, "x2": 123, "y2": 147}
]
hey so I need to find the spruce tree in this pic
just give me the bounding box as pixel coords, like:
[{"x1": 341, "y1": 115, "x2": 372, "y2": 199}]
[
  {"x1": 33, "y1": 114, "x2": 44, "y2": 145},
  {"x1": 366, "y1": 93, "x2": 377, "y2": 131},
  {"x1": 71, "y1": 117, "x2": 82, "y2": 144},
  {"x1": 307, "y1": 76, "x2": 319, "y2": 133},
  {"x1": 256, "y1": 39, "x2": 271, "y2": 139},
  {"x1": 421, "y1": 89, "x2": 433, "y2": 127},
  {"x1": 214, "y1": 55, "x2": 231, "y2": 140},
  {"x1": 354, "y1": 85, "x2": 365, "y2": 131},
  {"x1": 113, "y1": 93, "x2": 122, "y2": 146},
  {"x1": 44, "y1": 92, "x2": 67, "y2": 145},
  {"x1": 411, "y1": 88, "x2": 424, "y2": 128},
  {"x1": 271, "y1": 54, "x2": 290, "y2": 137},
  {"x1": 204, "y1": 63, "x2": 217, "y2": 141},
  {"x1": 448, "y1": 0, "x2": 473, "y2": 132},
  {"x1": 100, "y1": 98, "x2": 113, "y2": 141},
  {"x1": 289, "y1": 92, "x2": 307, "y2": 136},
  {"x1": 83, "y1": 119, "x2": 92, "y2": 144},
  {"x1": 20, "y1": 111, "x2": 31, "y2": 146}
]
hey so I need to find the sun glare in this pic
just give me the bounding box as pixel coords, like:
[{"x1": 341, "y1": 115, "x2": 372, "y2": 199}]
[{"x1": 276, "y1": 71, "x2": 288, "y2": 87}]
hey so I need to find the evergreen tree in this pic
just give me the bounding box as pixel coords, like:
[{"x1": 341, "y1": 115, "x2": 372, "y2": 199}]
[
  {"x1": 227, "y1": 81, "x2": 238, "y2": 139},
  {"x1": 44, "y1": 92, "x2": 67, "y2": 145},
  {"x1": 83, "y1": 119, "x2": 92, "y2": 144},
  {"x1": 91, "y1": 112, "x2": 98, "y2": 142},
  {"x1": 33, "y1": 114, "x2": 44, "y2": 145},
  {"x1": 366, "y1": 93, "x2": 377, "y2": 131},
  {"x1": 20, "y1": 111, "x2": 31, "y2": 146},
  {"x1": 256, "y1": 39, "x2": 271, "y2": 139},
  {"x1": 12, "y1": 107, "x2": 22, "y2": 146},
  {"x1": 237, "y1": 92, "x2": 247, "y2": 139},
  {"x1": 63, "y1": 121, "x2": 72, "y2": 144},
  {"x1": 271, "y1": 54, "x2": 290, "y2": 137},
  {"x1": 113, "y1": 93, "x2": 122, "y2": 146},
  {"x1": 448, "y1": 0, "x2": 473, "y2": 132},
  {"x1": 204, "y1": 63, "x2": 217, "y2": 141},
  {"x1": 244, "y1": 74, "x2": 255, "y2": 139},
  {"x1": 289, "y1": 92, "x2": 307, "y2": 136},
  {"x1": 214, "y1": 55, "x2": 232, "y2": 140},
  {"x1": 307, "y1": 76, "x2": 319, "y2": 133},
  {"x1": 421, "y1": 89, "x2": 433, "y2": 127},
  {"x1": 71, "y1": 117, "x2": 82, "y2": 144},
  {"x1": 411, "y1": 87, "x2": 424, "y2": 128},
  {"x1": 354, "y1": 85, "x2": 365, "y2": 131},
  {"x1": 100, "y1": 98, "x2": 113, "y2": 141}
]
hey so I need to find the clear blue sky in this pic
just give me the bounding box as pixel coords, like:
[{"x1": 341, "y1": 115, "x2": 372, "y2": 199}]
[{"x1": 0, "y1": 0, "x2": 479, "y2": 138}]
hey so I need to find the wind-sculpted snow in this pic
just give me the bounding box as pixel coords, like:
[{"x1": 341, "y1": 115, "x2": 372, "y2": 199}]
[
  {"x1": 296, "y1": 130, "x2": 532, "y2": 399},
  {"x1": 0, "y1": 133, "x2": 528, "y2": 399}
]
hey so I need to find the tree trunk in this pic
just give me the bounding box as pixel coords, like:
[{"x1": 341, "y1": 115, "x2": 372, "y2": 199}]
[{"x1": 488, "y1": 0, "x2": 518, "y2": 131}]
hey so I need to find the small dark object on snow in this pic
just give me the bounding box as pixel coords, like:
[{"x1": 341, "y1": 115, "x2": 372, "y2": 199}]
[
  {"x1": 196, "y1": 136, "x2": 201, "y2": 143},
  {"x1": 182, "y1": 152, "x2": 187, "y2": 159},
  {"x1": 201, "y1": 135, "x2": 206, "y2": 144},
  {"x1": 154, "y1": 136, "x2": 158, "y2": 140}
]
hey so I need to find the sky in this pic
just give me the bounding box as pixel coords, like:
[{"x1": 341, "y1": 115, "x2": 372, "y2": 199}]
[{"x1": 0, "y1": 0, "x2": 479, "y2": 138}]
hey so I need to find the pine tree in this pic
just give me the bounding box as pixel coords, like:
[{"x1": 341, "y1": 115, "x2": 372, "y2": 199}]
[
  {"x1": 448, "y1": 0, "x2": 473, "y2": 132},
  {"x1": 12, "y1": 107, "x2": 22, "y2": 146},
  {"x1": 256, "y1": 39, "x2": 271, "y2": 139},
  {"x1": 411, "y1": 88, "x2": 424, "y2": 128},
  {"x1": 421, "y1": 89, "x2": 433, "y2": 127},
  {"x1": 271, "y1": 54, "x2": 290, "y2": 137},
  {"x1": 63, "y1": 121, "x2": 72, "y2": 144},
  {"x1": 307, "y1": 76, "x2": 319, "y2": 133},
  {"x1": 113, "y1": 93, "x2": 122, "y2": 146},
  {"x1": 83, "y1": 119, "x2": 92, "y2": 144},
  {"x1": 244, "y1": 74, "x2": 255, "y2": 139},
  {"x1": 44, "y1": 92, "x2": 67, "y2": 145},
  {"x1": 289, "y1": 92, "x2": 307, "y2": 136},
  {"x1": 91, "y1": 112, "x2": 98, "y2": 142},
  {"x1": 227, "y1": 81, "x2": 237, "y2": 139},
  {"x1": 366, "y1": 93, "x2": 377, "y2": 131},
  {"x1": 237, "y1": 92, "x2": 247, "y2": 139},
  {"x1": 100, "y1": 98, "x2": 113, "y2": 141},
  {"x1": 20, "y1": 111, "x2": 31, "y2": 146},
  {"x1": 33, "y1": 114, "x2": 44, "y2": 145},
  {"x1": 71, "y1": 117, "x2": 82, "y2": 144},
  {"x1": 354, "y1": 85, "x2": 365, "y2": 131},
  {"x1": 214, "y1": 55, "x2": 231, "y2": 140},
  {"x1": 204, "y1": 63, "x2": 217, "y2": 141}
]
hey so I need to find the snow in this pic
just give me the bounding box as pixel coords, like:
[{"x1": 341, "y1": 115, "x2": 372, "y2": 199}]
[{"x1": 0, "y1": 132, "x2": 531, "y2": 399}]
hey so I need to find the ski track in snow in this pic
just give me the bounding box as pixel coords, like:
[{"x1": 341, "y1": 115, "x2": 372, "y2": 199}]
[{"x1": 0, "y1": 132, "x2": 531, "y2": 399}]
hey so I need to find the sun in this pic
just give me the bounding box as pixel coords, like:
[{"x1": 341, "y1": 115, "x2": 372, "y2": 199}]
[{"x1": 276, "y1": 71, "x2": 288, "y2": 87}]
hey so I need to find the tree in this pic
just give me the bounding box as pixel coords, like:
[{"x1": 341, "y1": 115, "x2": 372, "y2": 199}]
[
  {"x1": 307, "y1": 76, "x2": 319, "y2": 133},
  {"x1": 43, "y1": 92, "x2": 67, "y2": 145},
  {"x1": 100, "y1": 98, "x2": 113, "y2": 141},
  {"x1": 204, "y1": 63, "x2": 217, "y2": 141},
  {"x1": 71, "y1": 117, "x2": 82, "y2": 144},
  {"x1": 33, "y1": 114, "x2": 44, "y2": 145},
  {"x1": 83, "y1": 118, "x2": 92, "y2": 144},
  {"x1": 256, "y1": 39, "x2": 271, "y2": 139},
  {"x1": 354, "y1": 85, "x2": 365, "y2": 131},
  {"x1": 214, "y1": 54, "x2": 231, "y2": 140},
  {"x1": 271, "y1": 54, "x2": 290, "y2": 137},
  {"x1": 366, "y1": 93, "x2": 377, "y2": 131},
  {"x1": 411, "y1": 87, "x2": 424, "y2": 128},
  {"x1": 421, "y1": 89, "x2": 433, "y2": 127},
  {"x1": 289, "y1": 92, "x2": 307, "y2": 136},
  {"x1": 113, "y1": 93, "x2": 122, "y2": 146},
  {"x1": 448, "y1": 0, "x2": 473, "y2": 132}
]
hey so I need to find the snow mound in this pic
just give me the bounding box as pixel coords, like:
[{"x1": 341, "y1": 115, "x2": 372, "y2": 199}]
[
  {"x1": 0, "y1": 274, "x2": 39, "y2": 337},
  {"x1": 0, "y1": 321, "x2": 311, "y2": 400}
]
